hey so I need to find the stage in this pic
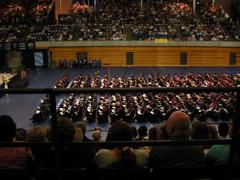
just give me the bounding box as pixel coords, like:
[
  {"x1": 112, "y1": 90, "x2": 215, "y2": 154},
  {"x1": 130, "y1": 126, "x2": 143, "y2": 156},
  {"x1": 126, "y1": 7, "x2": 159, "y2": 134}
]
[{"x1": 0, "y1": 73, "x2": 29, "y2": 89}]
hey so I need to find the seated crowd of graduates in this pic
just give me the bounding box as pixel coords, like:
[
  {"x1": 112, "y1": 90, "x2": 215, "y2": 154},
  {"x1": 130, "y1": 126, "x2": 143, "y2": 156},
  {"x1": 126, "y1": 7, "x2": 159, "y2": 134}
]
[
  {"x1": 47, "y1": 71, "x2": 237, "y2": 124},
  {"x1": 54, "y1": 74, "x2": 70, "y2": 88},
  {"x1": 30, "y1": 94, "x2": 51, "y2": 123},
  {"x1": 56, "y1": 90, "x2": 235, "y2": 124},
  {"x1": 58, "y1": 93, "x2": 87, "y2": 122},
  {"x1": 70, "y1": 71, "x2": 240, "y2": 89},
  {"x1": 34, "y1": 71, "x2": 237, "y2": 124}
]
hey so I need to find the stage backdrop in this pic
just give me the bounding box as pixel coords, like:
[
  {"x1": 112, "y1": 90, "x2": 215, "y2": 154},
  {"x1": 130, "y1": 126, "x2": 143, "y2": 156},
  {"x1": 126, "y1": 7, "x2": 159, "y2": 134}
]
[{"x1": 21, "y1": 50, "x2": 49, "y2": 68}]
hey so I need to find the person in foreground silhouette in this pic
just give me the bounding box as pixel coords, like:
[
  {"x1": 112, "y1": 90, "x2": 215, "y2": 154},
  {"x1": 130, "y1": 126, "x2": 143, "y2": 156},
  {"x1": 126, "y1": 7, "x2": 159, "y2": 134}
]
[{"x1": 149, "y1": 111, "x2": 205, "y2": 168}]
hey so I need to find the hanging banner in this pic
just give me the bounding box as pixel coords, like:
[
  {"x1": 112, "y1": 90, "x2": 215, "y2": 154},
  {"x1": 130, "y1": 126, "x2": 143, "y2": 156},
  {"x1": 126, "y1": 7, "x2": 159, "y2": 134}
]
[
  {"x1": 155, "y1": 39, "x2": 168, "y2": 43},
  {"x1": 34, "y1": 52, "x2": 44, "y2": 66}
]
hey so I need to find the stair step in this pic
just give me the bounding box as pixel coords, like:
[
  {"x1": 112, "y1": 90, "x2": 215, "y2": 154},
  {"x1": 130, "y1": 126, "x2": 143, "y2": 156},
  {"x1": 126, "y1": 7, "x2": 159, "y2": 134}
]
[
  {"x1": 125, "y1": 24, "x2": 133, "y2": 40},
  {"x1": 174, "y1": 24, "x2": 183, "y2": 40},
  {"x1": 72, "y1": 26, "x2": 81, "y2": 41},
  {"x1": 20, "y1": 25, "x2": 30, "y2": 42}
]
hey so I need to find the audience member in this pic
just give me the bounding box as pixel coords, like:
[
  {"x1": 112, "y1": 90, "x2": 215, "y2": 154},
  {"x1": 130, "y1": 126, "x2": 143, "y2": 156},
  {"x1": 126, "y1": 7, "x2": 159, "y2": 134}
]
[
  {"x1": 208, "y1": 124, "x2": 221, "y2": 140},
  {"x1": 33, "y1": 117, "x2": 94, "y2": 172},
  {"x1": 190, "y1": 121, "x2": 211, "y2": 139},
  {"x1": 131, "y1": 126, "x2": 138, "y2": 140},
  {"x1": 135, "y1": 125, "x2": 148, "y2": 141},
  {"x1": 26, "y1": 125, "x2": 47, "y2": 143},
  {"x1": 134, "y1": 125, "x2": 148, "y2": 149},
  {"x1": 74, "y1": 126, "x2": 83, "y2": 142},
  {"x1": 149, "y1": 111, "x2": 205, "y2": 168},
  {"x1": 148, "y1": 126, "x2": 158, "y2": 141},
  {"x1": 15, "y1": 127, "x2": 27, "y2": 141},
  {"x1": 92, "y1": 127, "x2": 105, "y2": 142},
  {"x1": 44, "y1": 125, "x2": 52, "y2": 141},
  {"x1": 74, "y1": 121, "x2": 96, "y2": 159},
  {"x1": 204, "y1": 123, "x2": 240, "y2": 166},
  {"x1": 26, "y1": 125, "x2": 48, "y2": 157},
  {"x1": 94, "y1": 120, "x2": 148, "y2": 168},
  {"x1": 92, "y1": 130, "x2": 103, "y2": 141},
  {"x1": 156, "y1": 121, "x2": 170, "y2": 140},
  {"x1": 218, "y1": 122, "x2": 230, "y2": 139},
  {"x1": 92, "y1": 127, "x2": 105, "y2": 152},
  {"x1": 190, "y1": 121, "x2": 212, "y2": 151},
  {"x1": 0, "y1": 115, "x2": 34, "y2": 169},
  {"x1": 74, "y1": 121, "x2": 90, "y2": 140},
  {"x1": 140, "y1": 126, "x2": 158, "y2": 155}
]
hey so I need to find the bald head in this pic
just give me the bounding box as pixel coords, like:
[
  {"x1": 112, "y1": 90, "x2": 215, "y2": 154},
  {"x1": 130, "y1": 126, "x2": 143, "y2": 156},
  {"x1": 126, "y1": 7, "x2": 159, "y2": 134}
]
[
  {"x1": 167, "y1": 111, "x2": 190, "y2": 137},
  {"x1": 92, "y1": 130, "x2": 101, "y2": 141}
]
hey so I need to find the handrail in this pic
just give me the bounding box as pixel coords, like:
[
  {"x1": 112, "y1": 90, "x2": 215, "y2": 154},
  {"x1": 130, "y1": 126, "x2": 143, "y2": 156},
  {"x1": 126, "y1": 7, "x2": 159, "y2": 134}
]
[
  {"x1": 0, "y1": 86, "x2": 240, "y2": 94},
  {"x1": 35, "y1": 40, "x2": 240, "y2": 48},
  {"x1": 0, "y1": 139, "x2": 236, "y2": 147}
]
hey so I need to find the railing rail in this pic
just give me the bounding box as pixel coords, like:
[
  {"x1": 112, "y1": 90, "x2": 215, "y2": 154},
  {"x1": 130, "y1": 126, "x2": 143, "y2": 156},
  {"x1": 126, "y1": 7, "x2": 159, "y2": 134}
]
[
  {"x1": 1, "y1": 86, "x2": 240, "y2": 93},
  {"x1": 0, "y1": 139, "x2": 236, "y2": 147}
]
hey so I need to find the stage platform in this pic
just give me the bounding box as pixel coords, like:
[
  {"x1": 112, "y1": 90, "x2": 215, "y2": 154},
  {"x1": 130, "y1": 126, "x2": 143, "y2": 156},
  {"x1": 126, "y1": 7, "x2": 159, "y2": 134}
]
[{"x1": 0, "y1": 72, "x2": 29, "y2": 89}]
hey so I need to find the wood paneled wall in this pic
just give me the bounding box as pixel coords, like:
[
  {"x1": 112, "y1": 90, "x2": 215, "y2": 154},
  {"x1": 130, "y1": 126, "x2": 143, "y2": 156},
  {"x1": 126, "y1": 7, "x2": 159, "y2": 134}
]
[{"x1": 49, "y1": 47, "x2": 240, "y2": 67}]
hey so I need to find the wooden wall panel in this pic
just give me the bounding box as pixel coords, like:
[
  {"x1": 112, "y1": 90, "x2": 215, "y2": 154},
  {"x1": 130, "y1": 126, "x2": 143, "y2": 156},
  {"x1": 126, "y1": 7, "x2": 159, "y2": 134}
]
[
  {"x1": 157, "y1": 51, "x2": 180, "y2": 65},
  {"x1": 49, "y1": 47, "x2": 240, "y2": 67},
  {"x1": 87, "y1": 50, "x2": 125, "y2": 66},
  {"x1": 236, "y1": 53, "x2": 240, "y2": 66},
  {"x1": 133, "y1": 51, "x2": 156, "y2": 66},
  {"x1": 188, "y1": 51, "x2": 224, "y2": 66}
]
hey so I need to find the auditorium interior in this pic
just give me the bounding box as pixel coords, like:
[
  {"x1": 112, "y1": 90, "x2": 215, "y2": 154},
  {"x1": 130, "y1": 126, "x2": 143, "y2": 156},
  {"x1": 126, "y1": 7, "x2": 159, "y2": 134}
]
[{"x1": 0, "y1": 0, "x2": 240, "y2": 179}]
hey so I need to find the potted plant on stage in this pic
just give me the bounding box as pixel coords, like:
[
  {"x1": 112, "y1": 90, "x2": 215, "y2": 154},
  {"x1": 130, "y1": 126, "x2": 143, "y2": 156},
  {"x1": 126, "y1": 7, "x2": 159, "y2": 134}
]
[{"x1": 12, "y1": 64, "x2": 26, "y2": 78}]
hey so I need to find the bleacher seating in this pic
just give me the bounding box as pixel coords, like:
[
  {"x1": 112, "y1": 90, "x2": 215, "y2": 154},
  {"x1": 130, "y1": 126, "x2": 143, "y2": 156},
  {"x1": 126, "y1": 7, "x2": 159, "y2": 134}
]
[
  {"x1": 206, "y1": 164, "x2": 240, "y2": 179},
  {"x1": 0, "y1": 167, "x2": 31, "y2": 180},
  {"x1": 150, "y1": 165, "x2": 208, "y2": 180},
  {"x1": 1, "y1": 159, "x2": 239, "y2": 180},
  {"x1": 96, "y1": 166, "x2": 150, "y2": 180},
  {"x1": 35, "y1": 167, "x2": 89, "y2": 180},
  {"x1": 0, "y1": 0, "x2": 239, "y2": 42}
]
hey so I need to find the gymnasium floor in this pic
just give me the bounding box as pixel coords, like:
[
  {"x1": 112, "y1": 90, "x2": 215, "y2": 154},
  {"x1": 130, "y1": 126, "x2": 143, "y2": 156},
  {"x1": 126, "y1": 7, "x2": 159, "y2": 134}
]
[{"x1": 1, "y1": 66, "x2": 240, "y2": 139}]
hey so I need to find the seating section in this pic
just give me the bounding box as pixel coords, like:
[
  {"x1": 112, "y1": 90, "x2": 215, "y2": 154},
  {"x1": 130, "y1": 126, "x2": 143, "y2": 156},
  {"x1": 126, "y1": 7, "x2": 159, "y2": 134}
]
[
  {"x1": 35, "y1": 167, "x2": 89, "y2": 180},
  {"x1": 2, "y1": 164, "x2": 240, "y2": 180},
  {"x1": 0, "y1": 1, "x2": 239, "y2": 42},
  {"x1": 96, "y1": 166, "x2": 150, "y2": 180},
  {"x1": 132, "y1": 24, "x2": 177, "y2": 40},
  {"x1": 206, "y1": 164, "x2": 240, "y2": 180},
  {"x1": 0, "y1": 167, "x2": 31, "y2": 180},
  {"x1": 227, "y1": 22, "x2": 240, "y2": 41},
  {"x1": 28, "y1": 24, "x2": 75, "y2": 41},
  {"x1": 50, "y1": 72, "x2": 237, "y2": 123},
  {"x1": 150, "y1": 165, "x2": 208, "y2": 180}
]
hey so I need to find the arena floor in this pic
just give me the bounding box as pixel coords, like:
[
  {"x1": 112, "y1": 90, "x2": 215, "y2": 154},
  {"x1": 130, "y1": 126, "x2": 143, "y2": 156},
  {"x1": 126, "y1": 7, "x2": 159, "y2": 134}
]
[{"x1": 1, "y1": 66, "x2": 240, "y2": 139}]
